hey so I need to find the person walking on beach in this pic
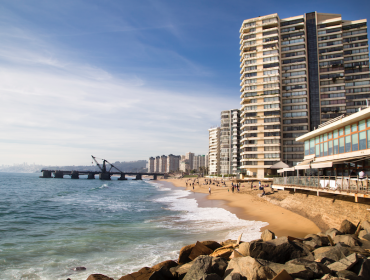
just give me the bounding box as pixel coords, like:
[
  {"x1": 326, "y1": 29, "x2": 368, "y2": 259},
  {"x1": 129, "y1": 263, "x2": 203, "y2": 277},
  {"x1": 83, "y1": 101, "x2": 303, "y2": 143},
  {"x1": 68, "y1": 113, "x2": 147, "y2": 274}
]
[{"x1": 209, "y1": 187, "x2": 211, "y2": 195}]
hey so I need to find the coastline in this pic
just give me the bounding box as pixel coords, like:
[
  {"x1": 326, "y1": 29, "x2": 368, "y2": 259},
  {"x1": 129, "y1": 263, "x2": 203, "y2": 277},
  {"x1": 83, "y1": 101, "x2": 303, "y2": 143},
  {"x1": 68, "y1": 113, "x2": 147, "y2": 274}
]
[{"x1": 159, "y1": 178, "x2": 321, "y2": 238}]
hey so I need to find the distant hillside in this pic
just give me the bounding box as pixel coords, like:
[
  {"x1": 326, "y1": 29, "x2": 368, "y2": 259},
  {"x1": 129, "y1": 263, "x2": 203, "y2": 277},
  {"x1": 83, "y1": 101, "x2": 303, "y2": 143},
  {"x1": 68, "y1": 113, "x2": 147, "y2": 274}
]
[{"x1": 0, "y1": 160, "x2": 148, "y2": 173}]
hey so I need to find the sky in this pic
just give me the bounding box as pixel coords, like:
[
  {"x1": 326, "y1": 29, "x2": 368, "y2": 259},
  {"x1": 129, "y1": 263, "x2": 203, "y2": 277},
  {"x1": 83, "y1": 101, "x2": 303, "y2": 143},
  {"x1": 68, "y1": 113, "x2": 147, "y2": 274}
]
[{"x1": 0, "y1": 0, "x2": 370, "y2": 166}]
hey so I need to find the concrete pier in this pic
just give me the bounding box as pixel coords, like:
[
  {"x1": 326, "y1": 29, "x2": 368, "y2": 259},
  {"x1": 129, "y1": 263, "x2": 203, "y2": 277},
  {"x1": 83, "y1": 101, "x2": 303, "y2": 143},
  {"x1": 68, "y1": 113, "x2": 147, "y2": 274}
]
[
  {"x1": 54, "y1": 171, "x2": 64, "y2": 179},
  {"x1": 40, "y1": 171, "x2": 52, "y2": 178},
  {"x1": 99, "y1": 173, "x2": 111, "y2": 180},
  {"x1": 71, "y1": 171, "x2": 79, "y2": 179},
  {"x1": 40, "y1": 169, "x2": 166, "y2": 181}
]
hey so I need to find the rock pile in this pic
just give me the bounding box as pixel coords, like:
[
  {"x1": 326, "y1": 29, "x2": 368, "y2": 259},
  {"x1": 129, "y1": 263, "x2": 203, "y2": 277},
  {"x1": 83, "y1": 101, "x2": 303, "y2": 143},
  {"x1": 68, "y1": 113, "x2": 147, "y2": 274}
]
[{"x1": 85, "y1": 219, "x2": 370, "y2": 280}]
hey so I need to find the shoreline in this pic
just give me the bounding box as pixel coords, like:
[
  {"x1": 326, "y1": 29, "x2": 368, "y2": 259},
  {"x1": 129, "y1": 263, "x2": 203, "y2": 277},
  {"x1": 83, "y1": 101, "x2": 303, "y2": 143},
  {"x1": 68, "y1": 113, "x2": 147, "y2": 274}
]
[{"x1": 159, "y1": 178, "x2": 321, "y2": 238}]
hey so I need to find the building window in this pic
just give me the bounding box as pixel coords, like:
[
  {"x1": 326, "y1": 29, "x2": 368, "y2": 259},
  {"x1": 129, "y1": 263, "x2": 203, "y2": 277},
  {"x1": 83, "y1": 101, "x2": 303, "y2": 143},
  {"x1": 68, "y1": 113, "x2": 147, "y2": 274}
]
[
  {"x1": 334, "y1": 139, "x2": 339, "y2": 154},
  {"x1": 339, "y1": 137, "x2": 345, "y2": 153},
  {"x1": 328, "y1": 141, "x2": 333, "y2": 155}
]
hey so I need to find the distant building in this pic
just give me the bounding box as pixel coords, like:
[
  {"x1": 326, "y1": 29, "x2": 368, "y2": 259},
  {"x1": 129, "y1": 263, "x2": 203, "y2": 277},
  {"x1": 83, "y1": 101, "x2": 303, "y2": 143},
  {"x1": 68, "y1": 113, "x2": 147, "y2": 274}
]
[
  {"x1": 193, "y1": 154, "x2": 209, "y2": 171},
  {"x1": 209, "y1": 127, "x2": 221, "y2": 175},
  {"x1": 185, "y1": 152, "x2": 194, "y2": 170},
  {"x1": 159, "y1": 155, "x2": 167, "y2": 173},
  {"x1": 179, "y1": 159, "x2": 190, "y2": 172},
  {"x1": 167, "y1": 154, "x2": 181, "y2": 172},
  {"x1": 155, "y1": 156, "x2": 160, "y2": 173},
  {"x1": 148, "y1": 157, "x2": 155, "y2": 172}
]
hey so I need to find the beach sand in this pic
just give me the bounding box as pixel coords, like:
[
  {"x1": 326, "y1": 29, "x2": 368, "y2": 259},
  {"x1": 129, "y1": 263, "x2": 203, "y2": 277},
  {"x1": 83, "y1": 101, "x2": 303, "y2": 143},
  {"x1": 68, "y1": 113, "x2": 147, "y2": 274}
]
[{"x1": 160, "y1": 178, "x2": 321, "y2": 238}]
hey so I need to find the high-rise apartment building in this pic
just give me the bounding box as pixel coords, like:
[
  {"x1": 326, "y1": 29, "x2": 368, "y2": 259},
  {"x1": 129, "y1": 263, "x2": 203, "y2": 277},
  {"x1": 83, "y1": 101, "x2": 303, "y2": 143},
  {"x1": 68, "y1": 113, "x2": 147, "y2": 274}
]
[
  {"x1": 208, "y1": 127, "x2": 221, "y2": 175},
  {"x1": 166, "y1": 154, "x2": 181, "y2": 172},
  {"x1": 155, "y1": 156, "x2": 160, "y2": 173},
  {"x1": 240, "y1": 12, "x2": 369, "y2": 178},
  {"x1": 159, "y1": 155, "x2": 167, "y2": 173},
  {"x1": 220, "y1": 110, "x2": 241, "y2": 174},
  {"x1": 185, "y1": 152, "x2": 195, "y2": 170},
  {"x1": 148, "y1": 157, "x2": 155, "y2": 172},
  {"x1": 193, "y1": 154, "x2": 209, "y2": 171}
]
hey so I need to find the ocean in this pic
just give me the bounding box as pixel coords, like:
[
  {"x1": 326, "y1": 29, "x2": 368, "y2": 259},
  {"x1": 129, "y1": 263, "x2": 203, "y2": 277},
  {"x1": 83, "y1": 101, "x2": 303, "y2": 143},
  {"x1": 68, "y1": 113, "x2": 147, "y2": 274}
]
[{"x1": 0, "y1": 172, "x2": 268, "y2": 280}]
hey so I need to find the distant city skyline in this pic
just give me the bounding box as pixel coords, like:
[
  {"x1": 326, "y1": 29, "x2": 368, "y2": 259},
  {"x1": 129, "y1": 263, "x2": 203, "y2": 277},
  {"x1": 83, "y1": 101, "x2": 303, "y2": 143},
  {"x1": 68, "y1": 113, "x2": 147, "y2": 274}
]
[{"x1": 0, "y1": 0, "x2": 369, "y2": 165}]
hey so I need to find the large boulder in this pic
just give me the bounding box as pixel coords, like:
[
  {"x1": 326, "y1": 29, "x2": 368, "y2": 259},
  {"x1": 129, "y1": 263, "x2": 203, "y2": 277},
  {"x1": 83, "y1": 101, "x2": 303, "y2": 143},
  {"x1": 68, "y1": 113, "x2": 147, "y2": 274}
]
[
  {"x1": 88, "y1": 274, "x2": 114, "y2": 280},
  {"x1": 209, "y1": 247, "x2": 234, "y2": 260},
  {"x1": 171, "y1": 261, "x2": 194, "y2": 280},
  {"x1": 178, "y1": 241, "x2": 221, "y2": 264},
  {"x1": 211, "y1": 257, "x2": 228, "y2": 277},
  {"x1": 189, "y1": 241, "x2": 214, "y2": 260},
  {"x1": 201, "y1": 241, "x2": 222, "y2": 251},
  {"x1": 151, "y1": 260, "x2": 178, "y2": 272},
  {"x1": 325, "y1": 228, "x2": 343, "y2": 240},
  {"x1": 287, "y1": 258, "x2": 331, "y2": 278},
  {"x1": 358, "y1": 258, "x2": 370, "y2": 280},
  {"x1": 336, "y1": 270, "x2": 362, "y2": 280},
  {"x1": 327, "y1": 253, "x2": 358, "y2": 272},
  {"x1": 183, "y1": 255, "x2": 213, "y2": 280},
  {"x1": 223, "y1": 272, "x2": 246, "y2": 280},
  {"x1": 303, "y1": 234, "x2": 330, "y2": 248},
  {"x1": 238, "y1": 242, "x2": 250, "y2": 256},
  {"x1": 333, "y1": 235, "x2": 359, "y2": 247},
  {"x1": 178, "y1": 244, "x2": 196, "y2": 264},
  {"x1": 313, "y1": 243, "x2": 351, "y2": 262},
  {"x1": 340, "y1": 220, "x2": 357, "y2": 234},
  {"x1": 261, "y1": 261, "x2": 314, "y2": 279},
  {"x1": 245, "y1": 237, "x2": 308, "y2": 264},
  {"x1": 224, "y1": 256, "x2": 276, "y2": 280},
  {"x1": 119, "y1": 267, "x2": 153, "y2": 280},
  {"x1": 202, "y1": 273, "x2": 222, "y2": 280},
  {"x1": 221, "y1": 239, "x2": 237, "y2": 247},
  {"x1": 149, "y1": 266, "x2": 175, "y2": 280},
  {"x1": 261, "y1": 230, "x2": 275, "y2": 242},
  {"x1": 361, "y1": 221, "x2": 370, "y2": 234}
]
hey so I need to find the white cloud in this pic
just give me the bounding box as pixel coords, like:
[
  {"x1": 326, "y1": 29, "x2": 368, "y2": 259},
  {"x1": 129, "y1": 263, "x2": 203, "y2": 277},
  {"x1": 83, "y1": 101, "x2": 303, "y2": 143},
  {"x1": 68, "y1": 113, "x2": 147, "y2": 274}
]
[{"x1": 0, "y1": 20, "x2": 238, "y2": 165}]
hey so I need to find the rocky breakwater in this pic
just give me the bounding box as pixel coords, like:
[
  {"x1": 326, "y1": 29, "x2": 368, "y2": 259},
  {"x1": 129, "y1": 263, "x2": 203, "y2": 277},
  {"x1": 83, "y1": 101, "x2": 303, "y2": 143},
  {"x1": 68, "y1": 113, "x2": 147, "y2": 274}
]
[{"x1": 85, "y1": 219, "x2": 370, "y2": 280}]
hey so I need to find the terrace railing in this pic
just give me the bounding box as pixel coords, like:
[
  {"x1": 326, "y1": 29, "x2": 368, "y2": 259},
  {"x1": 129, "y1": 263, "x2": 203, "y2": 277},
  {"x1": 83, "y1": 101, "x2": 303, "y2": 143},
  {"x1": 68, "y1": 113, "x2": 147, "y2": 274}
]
[{"x1": 273, "y1": 175, "x2": 370, "y2": 194}]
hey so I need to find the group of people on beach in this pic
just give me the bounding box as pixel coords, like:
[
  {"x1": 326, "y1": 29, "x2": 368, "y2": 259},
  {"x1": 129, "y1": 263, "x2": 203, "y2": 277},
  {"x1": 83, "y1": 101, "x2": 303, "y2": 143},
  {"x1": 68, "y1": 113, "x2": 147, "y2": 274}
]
[{"x1": 185, "y1": 179, "x2": 199, "y2": 190}]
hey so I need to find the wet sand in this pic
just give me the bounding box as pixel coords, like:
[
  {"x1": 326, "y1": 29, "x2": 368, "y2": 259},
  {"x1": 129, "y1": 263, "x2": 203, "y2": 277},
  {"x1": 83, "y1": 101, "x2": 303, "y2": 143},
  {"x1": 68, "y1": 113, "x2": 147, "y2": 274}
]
[{"x1": 159, "y1": 178, "x2": 321, "y2": 238}]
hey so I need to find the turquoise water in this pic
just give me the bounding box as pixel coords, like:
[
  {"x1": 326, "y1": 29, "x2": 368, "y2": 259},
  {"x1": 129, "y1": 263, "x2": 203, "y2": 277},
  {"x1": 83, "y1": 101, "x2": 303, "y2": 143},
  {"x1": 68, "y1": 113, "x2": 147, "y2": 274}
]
[{"x1": 0, "y1": 173, "x2": 267, "y2": 280}]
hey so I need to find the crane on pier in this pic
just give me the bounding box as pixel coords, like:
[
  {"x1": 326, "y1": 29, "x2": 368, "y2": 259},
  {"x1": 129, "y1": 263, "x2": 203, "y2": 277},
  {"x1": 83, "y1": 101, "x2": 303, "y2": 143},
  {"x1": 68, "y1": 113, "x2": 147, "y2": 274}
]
[{"x1": 91, "y1": 155, "x2": 125, "y2": 180}]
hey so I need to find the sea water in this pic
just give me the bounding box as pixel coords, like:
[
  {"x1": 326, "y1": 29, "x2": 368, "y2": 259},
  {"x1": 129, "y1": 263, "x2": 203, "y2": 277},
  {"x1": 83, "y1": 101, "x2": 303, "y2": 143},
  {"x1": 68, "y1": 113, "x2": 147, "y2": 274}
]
[{"x1": 0, "y1": 172, "x2": 268, "y2": 280}]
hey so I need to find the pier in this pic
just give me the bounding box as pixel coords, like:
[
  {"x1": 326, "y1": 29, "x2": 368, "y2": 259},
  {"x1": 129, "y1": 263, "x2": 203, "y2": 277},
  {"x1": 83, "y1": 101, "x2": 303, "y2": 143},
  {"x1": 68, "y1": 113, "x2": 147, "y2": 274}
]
[{"x1": 40, "y1": 170, "x2": 166, "y2": 180}]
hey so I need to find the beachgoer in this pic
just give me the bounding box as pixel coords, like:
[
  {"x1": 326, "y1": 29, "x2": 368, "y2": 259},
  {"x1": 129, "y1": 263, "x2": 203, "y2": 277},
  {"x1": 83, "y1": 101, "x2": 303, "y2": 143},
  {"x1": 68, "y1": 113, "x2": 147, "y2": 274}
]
[
  {"x1": 209, "y1": 187, "x2": 211, "y2": 194},
  {"x1": 359, "y1": 170, "x2": 365, "y2": 179}
]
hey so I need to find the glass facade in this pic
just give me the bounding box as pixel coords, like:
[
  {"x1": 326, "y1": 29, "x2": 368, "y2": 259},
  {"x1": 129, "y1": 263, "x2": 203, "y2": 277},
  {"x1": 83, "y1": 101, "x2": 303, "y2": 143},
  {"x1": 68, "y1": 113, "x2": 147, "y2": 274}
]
[
  {"x1": 304, "y1": 118, "x2": 370, "y2": 156},
  {"x1": 306, "y1": 12, "x2": 321, "y2": 130}
]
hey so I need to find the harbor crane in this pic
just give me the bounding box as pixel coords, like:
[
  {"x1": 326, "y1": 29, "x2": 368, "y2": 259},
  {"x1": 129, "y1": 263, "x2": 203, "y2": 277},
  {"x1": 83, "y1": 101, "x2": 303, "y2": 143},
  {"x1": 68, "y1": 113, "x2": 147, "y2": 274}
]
[{"x1": 91, "y1": 155, "x2": 125, "y2": 180}]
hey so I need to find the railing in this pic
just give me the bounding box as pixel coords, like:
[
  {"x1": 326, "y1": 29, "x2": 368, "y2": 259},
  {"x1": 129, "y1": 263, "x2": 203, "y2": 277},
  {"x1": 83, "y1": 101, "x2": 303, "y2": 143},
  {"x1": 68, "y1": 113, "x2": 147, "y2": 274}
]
[{"x1": 273, "y1": 176, "x2": 370, "y2": 194}]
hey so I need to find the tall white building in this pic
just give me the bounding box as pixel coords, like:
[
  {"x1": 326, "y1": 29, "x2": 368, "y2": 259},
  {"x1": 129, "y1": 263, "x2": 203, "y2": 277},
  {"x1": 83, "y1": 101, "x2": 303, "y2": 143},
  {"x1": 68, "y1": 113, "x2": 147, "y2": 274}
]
[
  {"x1": 208, "y1": 127, "x2": 221, "y2": 175},
  {"x1": 166, "y1": 154, "x2": 181, "y2": 172},
  {"x1": 148, "y1": 157, "x2": 155, "y2": 172},
  {"x1": 193, "y1": 154, "x2": 209, "y2": 171}
]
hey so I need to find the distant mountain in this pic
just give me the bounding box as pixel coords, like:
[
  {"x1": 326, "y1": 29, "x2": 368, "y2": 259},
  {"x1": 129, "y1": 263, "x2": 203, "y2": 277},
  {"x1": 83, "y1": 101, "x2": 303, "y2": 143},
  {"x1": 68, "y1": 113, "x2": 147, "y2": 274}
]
[{"x1": 0, "y1": 160, "x2": 148, "y2": 174}]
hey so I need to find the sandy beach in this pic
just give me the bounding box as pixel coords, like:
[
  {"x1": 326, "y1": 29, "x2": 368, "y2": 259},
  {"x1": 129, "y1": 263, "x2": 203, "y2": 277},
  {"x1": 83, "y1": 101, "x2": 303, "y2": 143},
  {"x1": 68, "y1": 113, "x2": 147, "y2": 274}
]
[{"x1": 160, "y1": 177, "x2": 321, "y2": 238}]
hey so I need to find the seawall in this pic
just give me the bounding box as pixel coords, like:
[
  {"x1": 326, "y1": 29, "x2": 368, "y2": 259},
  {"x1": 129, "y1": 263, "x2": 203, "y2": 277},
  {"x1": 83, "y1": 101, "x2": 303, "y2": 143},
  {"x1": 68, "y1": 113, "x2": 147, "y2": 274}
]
[{"x1": 264, "y1": 189, "x2": 370, "y2": 231}]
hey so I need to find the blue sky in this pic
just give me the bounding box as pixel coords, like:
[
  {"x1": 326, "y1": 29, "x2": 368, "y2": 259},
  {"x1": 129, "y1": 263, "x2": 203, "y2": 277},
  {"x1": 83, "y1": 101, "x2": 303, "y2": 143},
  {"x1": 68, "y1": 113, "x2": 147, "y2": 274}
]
[{"x1": 0, "y1": 0, "x2": 369, "y2": 165}]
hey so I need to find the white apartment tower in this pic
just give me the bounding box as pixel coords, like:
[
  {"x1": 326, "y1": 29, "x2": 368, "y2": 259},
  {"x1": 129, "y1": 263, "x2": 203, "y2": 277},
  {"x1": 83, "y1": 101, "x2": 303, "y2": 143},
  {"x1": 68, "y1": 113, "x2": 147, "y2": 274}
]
[
  {"x1": 208, "y1": 127, "x2": 221, "y2": 175},
  {"x1": 166, "y1": 154, "x2": 180, "y2": 172},
  {"x1": 148, "y1": 157, "x2": 155, "y2": 173},
  {"x1": 240, "y1": 12, "x2": 370, "y2": 178}
]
